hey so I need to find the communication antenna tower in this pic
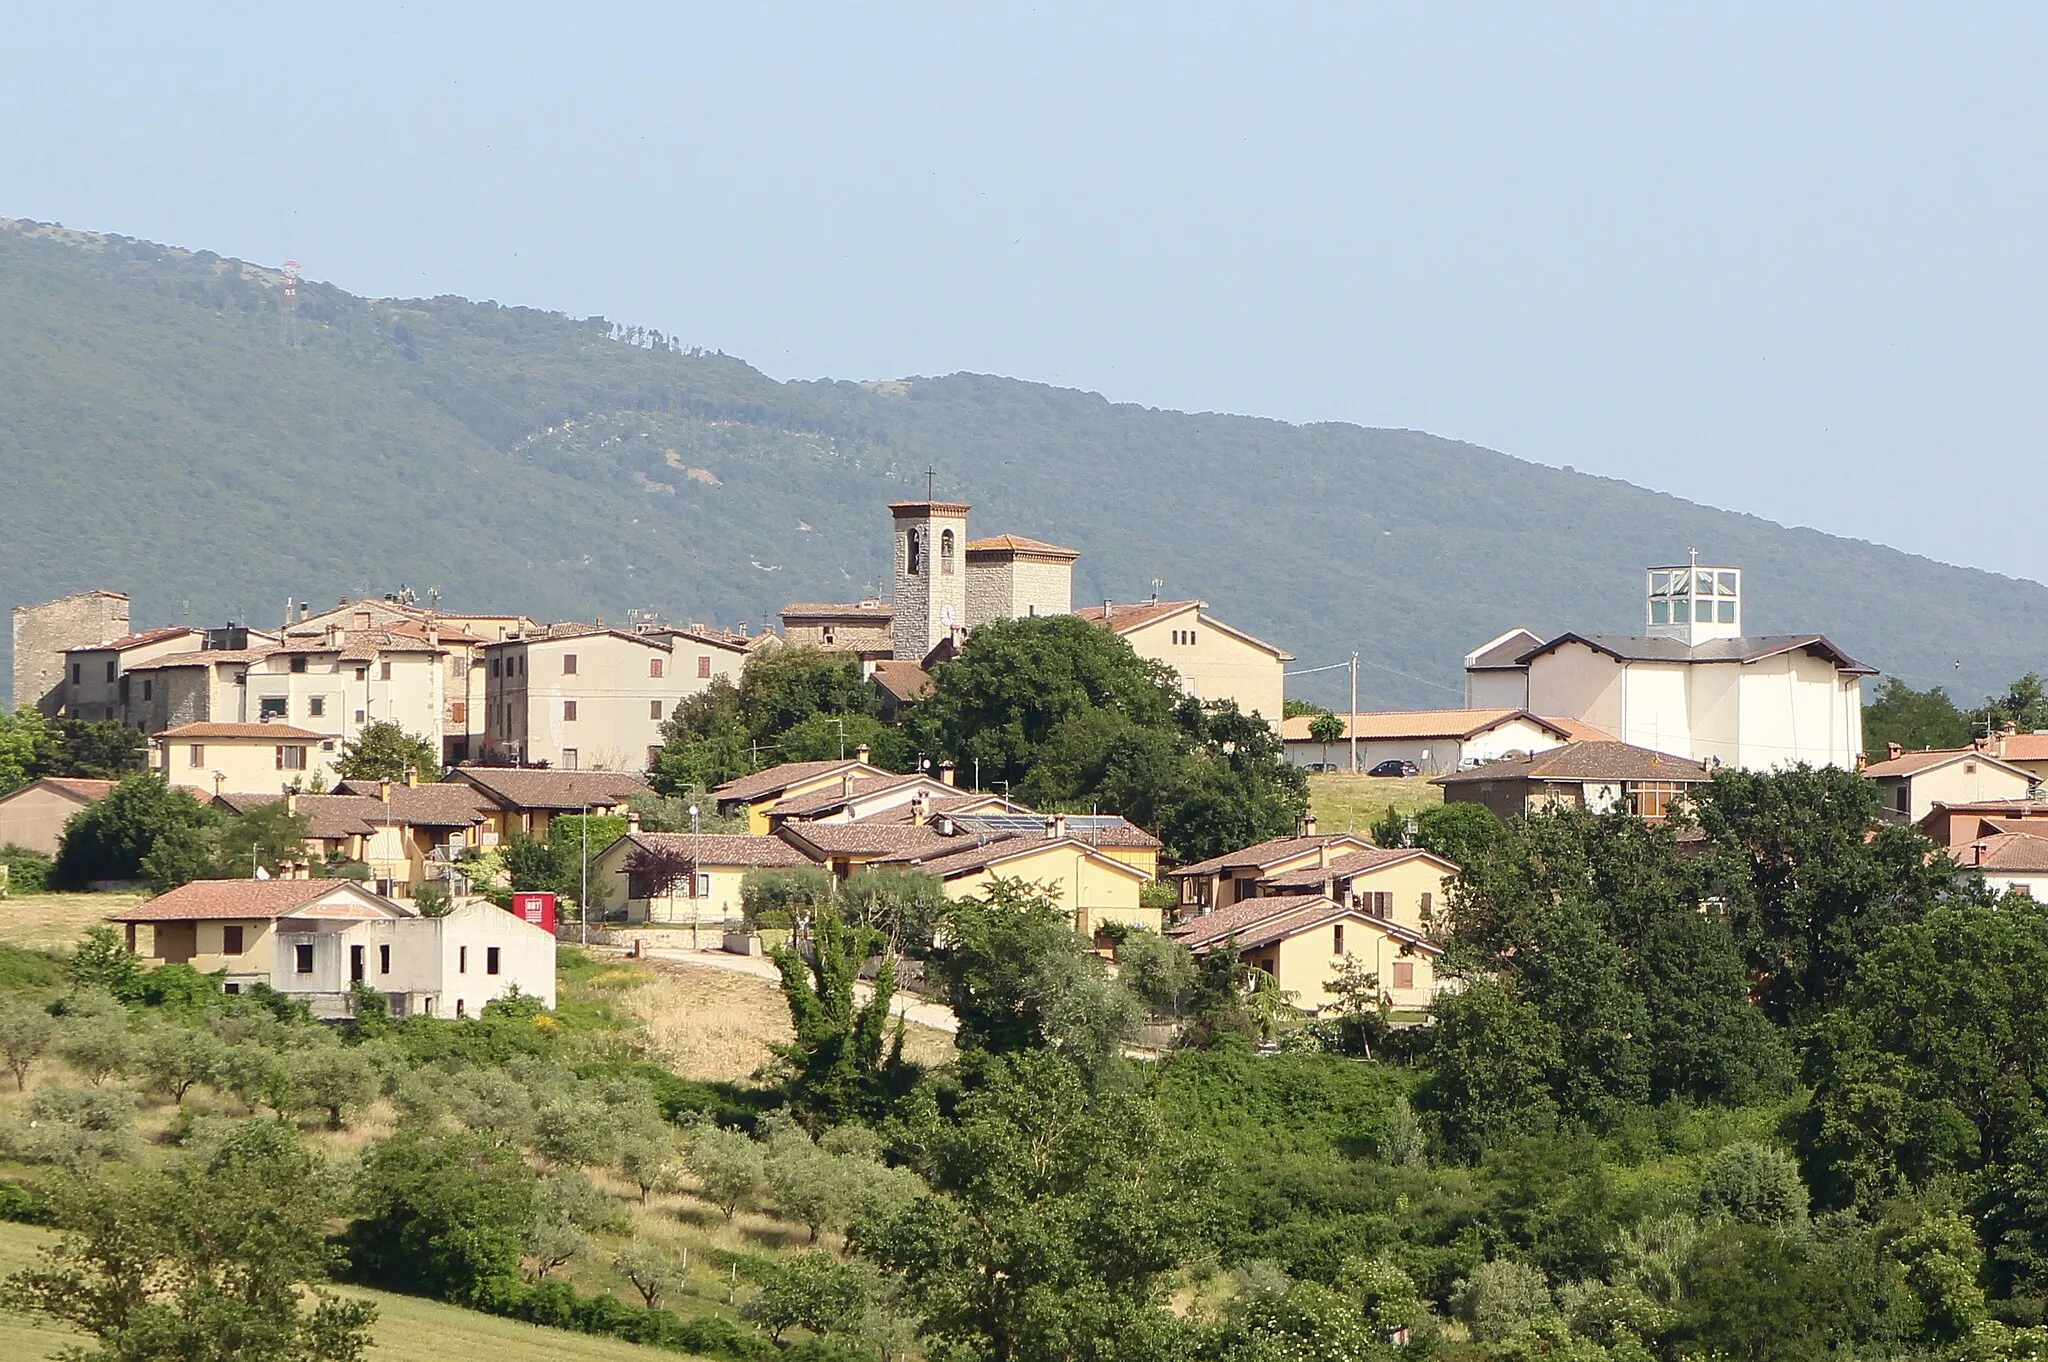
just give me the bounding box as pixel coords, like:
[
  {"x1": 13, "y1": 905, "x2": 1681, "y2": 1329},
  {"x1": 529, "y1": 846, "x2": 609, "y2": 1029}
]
[{"x1": 282, "y1": 260, "x2": 301, "y2": 347}]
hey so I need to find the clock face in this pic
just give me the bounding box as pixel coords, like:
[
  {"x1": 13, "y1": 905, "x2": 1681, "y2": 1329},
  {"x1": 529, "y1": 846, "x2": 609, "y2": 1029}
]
[{"x1": 940, "y1": 604, "x2": 956, "y2": 628}]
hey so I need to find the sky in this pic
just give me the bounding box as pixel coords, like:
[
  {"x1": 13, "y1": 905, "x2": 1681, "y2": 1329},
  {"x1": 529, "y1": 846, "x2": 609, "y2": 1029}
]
[{"x1": 6, "y1": 5, "x2": 2045, "y2": 584}]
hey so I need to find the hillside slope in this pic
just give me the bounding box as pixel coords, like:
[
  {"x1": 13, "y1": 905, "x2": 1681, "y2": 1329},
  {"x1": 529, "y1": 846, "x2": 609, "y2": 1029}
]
[{"x1": 3, "y1": 216, "x2": 2043, "y2": 709}]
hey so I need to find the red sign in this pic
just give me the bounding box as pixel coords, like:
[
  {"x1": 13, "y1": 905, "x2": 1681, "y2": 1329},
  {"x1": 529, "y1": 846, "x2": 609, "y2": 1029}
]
[{"x1": 511, "y1": 892, "x2": 556, "y2": 933}]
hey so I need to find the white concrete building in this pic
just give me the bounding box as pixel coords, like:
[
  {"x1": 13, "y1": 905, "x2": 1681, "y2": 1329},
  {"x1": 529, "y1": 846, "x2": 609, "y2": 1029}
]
[
  {"x1": 1466, "y1": 562, "x2": 1871, "y2": 771},
  {"x1": 1279, "y1": 708, "x2": 1600, "y2": 774}
]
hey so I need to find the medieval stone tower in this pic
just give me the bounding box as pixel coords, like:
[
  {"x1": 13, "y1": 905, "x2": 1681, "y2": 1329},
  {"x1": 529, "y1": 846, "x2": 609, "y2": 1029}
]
[{"x1": 889, "y1": 500, "x2": 970, "y2": 661}]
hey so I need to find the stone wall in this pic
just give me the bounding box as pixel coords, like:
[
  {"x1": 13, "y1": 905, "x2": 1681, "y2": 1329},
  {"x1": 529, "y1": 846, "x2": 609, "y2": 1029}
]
[{"x1": 10, "y1": 590, "x2": 129, "y2": 714}]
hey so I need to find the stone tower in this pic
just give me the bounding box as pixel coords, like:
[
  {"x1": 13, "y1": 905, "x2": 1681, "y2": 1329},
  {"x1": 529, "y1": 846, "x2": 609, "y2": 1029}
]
[
  {"x1": 890, "y1": 500, "x2": 970, "y2": 661},
  {"x1": 11, "y1": 590, "x2": 131, "y2": 714}
]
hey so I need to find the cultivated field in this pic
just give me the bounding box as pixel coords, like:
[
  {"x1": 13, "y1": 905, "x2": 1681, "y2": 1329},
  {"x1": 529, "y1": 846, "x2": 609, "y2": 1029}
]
[
  {"x1": 0, "y1": 893, "x2": 144, "y2": 951},
  {"x1": 1305, "y1": 772, "x2": 1442, "y2": 837}
]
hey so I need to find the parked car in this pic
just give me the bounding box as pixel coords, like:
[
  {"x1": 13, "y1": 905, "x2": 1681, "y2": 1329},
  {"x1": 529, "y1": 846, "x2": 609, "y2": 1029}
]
[
  {"x1": 1367, "y1": 759, "x2": 1419, "y2": 777},
  {"x1": 1301, "y1": 761, "x2": 1342, "y2": 773}
]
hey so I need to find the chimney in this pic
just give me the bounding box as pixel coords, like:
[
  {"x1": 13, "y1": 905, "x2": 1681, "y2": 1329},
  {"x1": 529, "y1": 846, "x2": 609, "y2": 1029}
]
[
  {"x1": 1973, "y1": 841, "x2": 1987, "y2": 866},
  {"x1": 297, "y1": 601, "x2": 310, "y2": 622},
  {"x1": 378, "y1": 778, "x2": 392, "y2": 804},
  {"x1": 1317, "y1": 841, "x2": 1330, "y2": 868},
  {"x1": 213, "y1": 772, "x2": 225, "y2": 797},
  {"x1": 910, "y1": 791, "x2": 930, "y2": 827},
  {"x1": 855, "y1": 743, "x2": 872, "y2": 765},
  {"x1": 1046, "y1": 812, "x2": 1068, "y2": 839},
  {"x1": 939, "y1": 760, "x2": 957, "y2": 787},
  {"x1": 285, "y1": 790, "x2": 298, "y2": 816},
  {"x1": 842, "y1": 771, "x2": 859, "y2": 798},
  {"x1": 405, "y1": 768, "x2": 418, "y2": 788},
  {"x1": 325, "y1": 623, "x2": 340, "y2": 649},
  {"x1": 1102, "y1": 598, "x2": 1114, "y2": 621},
  {"x1": 1302, "y1": 810, "x2": 1318, "y2": 837},
  {"x1": 627, "y1": 811, "x2": 642, "y2": 833},
  {"x1": 1888, "y1": 742, "x2": 1903, "y2": 762}
]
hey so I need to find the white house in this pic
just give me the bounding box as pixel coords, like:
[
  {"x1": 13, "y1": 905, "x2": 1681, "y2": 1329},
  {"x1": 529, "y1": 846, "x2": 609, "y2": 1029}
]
[
  {"x1": 1469, "y1": 562, "x2": 1872, "y2": 771},
  {"x1": 1278, "y1": 708, "x2": 1602, "y2": 774}
]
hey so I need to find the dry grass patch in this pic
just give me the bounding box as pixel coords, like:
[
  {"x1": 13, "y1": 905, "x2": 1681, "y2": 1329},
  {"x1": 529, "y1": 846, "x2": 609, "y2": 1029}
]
[
  {"x1": 0, "y1": 892, "x2": 145, "y2": 951},
  {"x1": 1306, "y1": 772, "x2": 1442, "y2": 837}
]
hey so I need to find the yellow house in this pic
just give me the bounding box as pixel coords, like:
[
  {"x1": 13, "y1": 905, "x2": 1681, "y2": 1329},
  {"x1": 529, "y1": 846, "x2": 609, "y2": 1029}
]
[
  {"x1": 441, "y1": 767, "x2": 646, "y2": 842},
  {"x1": 892, "y1": 834, "x2": 1158, "y2": 938},
  {"x1": 109, "y1": 877, "x2": 412, "y2": 991},
  {"x1": 592, "y1": 830, "x2": 816, "y2": 941},
  {"x1": 1170, "y1": 894, "x2": 1442, "y2": 1012},
  {"x1": 1169, "y1": 828, "x2": 1377, "y2": 913},
  {"x1": 1075, "y1": 598, "x2": 1291, "y2": 727},
  {"x1": 154, "y1": 722, "x2": 323, "y2": 795},
  {"x1": 215, "y1": 779, "x2": 492, "y2": 898},
  {"x1": 714, "y1": 758, "x2": 895, "y2": 834},
  {"x1": 1257, "y1": 847, "x2": 1458, "y2": 935}
]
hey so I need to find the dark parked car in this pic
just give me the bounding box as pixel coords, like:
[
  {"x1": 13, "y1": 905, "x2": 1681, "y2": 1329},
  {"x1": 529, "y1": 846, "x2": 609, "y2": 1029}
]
[{"x1": 1367, "y1": 759, "x2": 1419, "y2": 777}]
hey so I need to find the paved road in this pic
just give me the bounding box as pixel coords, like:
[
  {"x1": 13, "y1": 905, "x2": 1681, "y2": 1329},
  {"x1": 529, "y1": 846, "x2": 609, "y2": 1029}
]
[{"x1": 614, "y1": 945, "x2": 961, "y2": 1035}]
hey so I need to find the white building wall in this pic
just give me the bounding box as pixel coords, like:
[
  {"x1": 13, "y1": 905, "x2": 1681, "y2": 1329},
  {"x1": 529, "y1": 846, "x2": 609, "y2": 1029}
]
[
  {"x1": 1734, "y1": 653, "x2": 1864, "y2": 770},
  {"x1": 1685, "y1": 662, "x2": 1743, "y2": 770},
  {"x1": 1619, "y1": 664, "x2": 1692, "y2": 758},
  {"x1": 1526, "y1": 643, "x2": 1624, "y2": 738},
  {"x1": 1465, "y1": 670, "x2": 1529, "y2": 710}
]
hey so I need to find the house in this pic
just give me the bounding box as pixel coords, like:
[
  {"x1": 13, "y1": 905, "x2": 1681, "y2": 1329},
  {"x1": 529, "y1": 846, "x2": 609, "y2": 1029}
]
[
  {"x1": 877, "y1": 831, "x2": 1158, "y2": 939},
  {"x1": 153, "y1": 722, "x2": 325, "y2": 794},
  {"x1": 1464, "y1": 629, "x2": 1546, "y2": 709},
  {"x1": 244, "y1": 628, "x2": 450, "y2": 779},
  {"x1": 1169, "y1": 894, "x2": 1442, "y2": 1012},
  {"x1": 1074, "y1": 598, "x2": 1291, "y2": 727},
  {"x1": 0, "y1": 777, "x2": 116, "y2": 856},
  {"x1": 1477, "y1": 562, "x2": 1872, "y2": 770},
  {"x1": 713, "y1": 758, "x2": 896, "y2": 833},
  {"x1": 781, "y1": 802, "x2": 1164, "y2": 881},
  {"x1": 108, "y1": 879, "x2": 555, "y2": 1018},
  {"x1": 63, "y1": 628, "x2": 203, "y2": 722},
  {"x1": 1433, "y1": 740, "x2": 1714, "y2": 821},
  {"x1": 870, "y1": 660, "x2": 934, "y2": 723},
  {"x1": 1917, "y1": 799, "x2": 2048, "y2": 852},
  {"x1": 592, "y1": 830, "x2": 815, "y2": 940},
  {"x1": 1255, "y1": 846, "x2": 1459, "y2": 933},
  {"x1": 780, "y1": 601, "x2": 896, "y2": 659},
  {"x1": 1955, "y1": 831, "x2": 2048, "y2": 901},
  {"x1": 442, "y1": 766, "x2": 647, "y2": 842},
  {"x1": 1961, "y1": 730, "x2": 2048, "y2": 784},
  {"x1": 215, "y1": 778, "x2": 492, "y2": 896},
  {"x1": 121, "y1": 642, "x2": 279, "y2": 735},
  {"x1": 1279, "y1": 708, "x2": 1601, "y2": 774},
  {"x1": 479, "y1": 623, "x2": 750, "y2": 771},
  {"x1": 1862, "y1": 743, "x2": 2039, "y2": 824},
  {"x1": 1168, "y1": 826, "x2": 1378, "y2": 914},
  {"x1": 761, "y1": 769, "x2": 960, "y2": 829},
  {"x1": 12, "y1": 589, "x2": 133, "y2": 715}
]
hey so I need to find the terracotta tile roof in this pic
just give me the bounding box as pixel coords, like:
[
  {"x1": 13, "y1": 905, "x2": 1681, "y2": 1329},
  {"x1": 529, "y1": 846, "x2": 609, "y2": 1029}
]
[
  {"x1": 273, "y1": 629, "x2": 444, "y2": 661},
  {"x1": 1171, "y1": 833, "x2": 1378, "y2": 878},
  {"x1": 1433, "y1": 740, "x2": 1713, "y2": 785},
  {"x1": 871, "y1": 660, "x2": 933, "y2": 704},
  {"x1": 779, "y1": 602, "x2": 896, "y2": 622},
  {"x1": 332, "y1": 781, "x2": 493, "y2": 827},
  {"x1": 1074, "y1": 600, "x2": 1201, "y2": 632},
  {"x1": 445, "y1": 767, "x2": 648, "y2": 811},
  {"x1": 1863, "y1": 747, "x2": 2036, "y2": 780},
  {"x1": 778, "y1": 822, "x2": 958, "y2": 859},
  {"x1": 108, "y1": 879, "x2": 395, "y2": 922},
  {"x1": 899, "y1": 833, "x2": 1137, "y2": 880},
  {"x1": 849, "y1": 794, "x2": 1025, "y2": 825},
  {"x1": 1169, "y1": 894, "x2": 1333, "y2": 950},
  {"x1": 126, "y1": 648, "x2": 275, "y2": 671},
  {"x1": 770, "y1": 773, "x2": 933, "y2": 819},
  {"x1": 1996, "y1": 735, "x2": 2048, "y2": 763},
  {"x1": 1202, "y1": 899, "x2": 1442, "y2": 956},
  {"x1": 209, "y1": 792, "x2": 376, "y2": 839},
  {"x1": 28, "y1": 777, "x2": 118, "y2": 803},
  {"x1": 155, "y1": 721, "x2": 324, "y2": 741},
  {"x1": 66, "y1": 627, "x2": 198, "y2": 654},
  {"x1": 713, "y1": 760, "x2": 878, "y2": 803},
  {"x1": 963, "y1": 534, "x2": 1080, "y2": 559},
  {"x1": 1517, "y1": 632, "x2": 1877, "y2": 677},
  {"x1": 613, "y1": 831, "x2": 813, "y2": 869},
  {"x1": 1968, "y1": 832, "x2": 2048, "y2": 874},
  {"x1": 1260, "y1": 846, "x2": 1454, "y2": 890}
]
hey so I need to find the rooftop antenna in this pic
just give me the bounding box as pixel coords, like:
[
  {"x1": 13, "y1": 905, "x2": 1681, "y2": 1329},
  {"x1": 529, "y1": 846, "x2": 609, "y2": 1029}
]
[
  {"x1": 1149, "y1": 577, "x2": 1163, "y2": 604},
  {"x1": 427, "y1": 586, "x2": 441, "y2": 611},
  {"x1": 282, "y1": 260, "x2": 300, "y2": 347}
]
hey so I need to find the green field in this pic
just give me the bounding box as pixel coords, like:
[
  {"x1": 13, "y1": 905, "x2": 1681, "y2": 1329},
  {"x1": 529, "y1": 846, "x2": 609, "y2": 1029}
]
[
  {"x1": 0, "y1": 892, "x2": 145, "y2": 952},
  {"x1": 1305, "y1": 772, "x2": 1442, "y2": 837},
  {"x1": 0, "y1": 1219, "x2": 700, "y2": 1362}
]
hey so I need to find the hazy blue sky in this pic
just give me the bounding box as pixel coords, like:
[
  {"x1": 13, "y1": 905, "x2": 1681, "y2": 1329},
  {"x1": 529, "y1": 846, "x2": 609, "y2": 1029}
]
[{"x1": 6, "y1": 6, "x2": 2043, "y2": 582}]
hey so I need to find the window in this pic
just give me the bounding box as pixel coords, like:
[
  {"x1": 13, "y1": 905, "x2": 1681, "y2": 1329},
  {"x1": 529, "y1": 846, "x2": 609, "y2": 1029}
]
[
  {"x1": 290, "y1": 655, "x2": 308, "y2": 674},
  {"x1": 379, "y1": 943, "x2": 391, "y2": 974},
  {"x1": 71, "y1": 663, "x2": 80, "y2": 685},
  {"x1": 822, "y1": 625, "x2": 836, "y2": 645},
  {"x1": 223, "y1": 982, "x2": 241, "y2": 995},
  {"x1": 450, "y1": 701, "x2": 466, "y2": 724},
  {"x1": 1896, "y1": 784, "x2": 1911, "y2": 814},
  {"x1": 105, "y1": 659, "x2": 117, "y2": 682},
  {"x1": 1332, "y1": 923, "x2": 1345, "y2": 955},
  {"x1": 1392, "y1": 961, "x2": 1415, "y2": 990},
  {"x1": 278, "y1": 746, "x2": 307, "y2": 770},
  {"x1": 380, "y1": 661, "x2": 392, "y2": 681},
  {"x1": 350, "y1": 944, "x2": 365, "y2": 983},
  {"x1": 1718, "y1": 600, "x2": 1736, "y2": 623},
  {"x1": 940, "y1": 528, "x2": 956, "y2": 574},
  {"x1": 486, "y1": 947, "x2": 501, "y2": 975},
  {"x1": 1420, "y1": 891, "x2": 1433, "y2": 919},
  {"x1": 563, "y1": 700, "x2": 578, "y2": 721},
  {"x1": 309, "y1": 696, "x2": 325, "y2": 717},
  {"x1": 1650, "y1": 600, "x2": 1670, "y2": 624},
  {"x1": 562, "y1": 748, "x2": 579, "y2": 770},
  {"x1": 491, "y1": 657, "x2": 501, "y2": 678},
  {"x1": 698, "y1": 655, "x2": 711, "y2": 679},
  {"x1": 259, "y1": 696, "x2": 288, "y2": 718},
  {"x1": 650, "y1": 700, "x2": 663, "y2": 721},
  {"x1": 142, "y1": 678, "x2": 152, "y2": 701},
  {"x1": 455, "y1": 999, "x2": 465, "y2": 1018},
  {"x1": 222, "y1": 925, "x2": 244, "y2": 955},
  {"x1": 188, "y1": 744, "x2": 205, "y2": 766},
  {"x1": 355, "y1": 667, "x2": 367, "y2": 682},
  {"x1": 905, "y1": 527, "x2": 922, "y2": 576},
  {"x1": 1233, "y1": 875, "x2": 1258, "y2": 900},
  {"x1": 648, "y1": 746, "x2": 662, "y2": 769},
  {"x1": 563, "y1": 654, "x2": 578, "y2": 675},
  {"x1": 294, "y1": 943, "x2": 314, "y2": 974},
  {"x1": 459, "y1": 945, "x2": 468, "y2": 974},
  {"x1": 1630, "y1": 781, "x2": 1686, "y2": 820},
  {"x1": 649, "y1": 658, "x2": 664, "y2": 678},
  {"x1": 1695, "y1": 599, "x2": 1713, "y2": 623},
  {"x1": 354, "y1": 710, "x2": 365, "y2": 724},
  {"x1": 694, "y1": 873, "x2": 712, "y2": 898}
]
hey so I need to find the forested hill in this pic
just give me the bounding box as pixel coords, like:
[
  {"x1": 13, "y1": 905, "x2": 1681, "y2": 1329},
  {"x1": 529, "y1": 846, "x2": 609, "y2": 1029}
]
[{"x1": 3, "y1": 215, "x2": 2044, "y2": 709}]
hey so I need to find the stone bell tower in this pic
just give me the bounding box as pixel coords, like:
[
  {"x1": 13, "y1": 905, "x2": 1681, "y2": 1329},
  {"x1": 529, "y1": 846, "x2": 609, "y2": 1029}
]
[{"x1": 890, "y1": 499, "x2": 970, "y2": 660}]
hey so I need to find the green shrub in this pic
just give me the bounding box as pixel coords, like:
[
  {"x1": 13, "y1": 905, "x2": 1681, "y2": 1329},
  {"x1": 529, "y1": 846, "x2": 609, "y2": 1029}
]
[{"x1": 0, "y1": 843, "x2": 52, "y2": 894}]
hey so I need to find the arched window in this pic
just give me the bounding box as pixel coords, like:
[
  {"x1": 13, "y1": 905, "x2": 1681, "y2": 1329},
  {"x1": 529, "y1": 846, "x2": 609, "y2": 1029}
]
[
  {"x1": 905, "y1": 528, "x2": 922, "y2": 576},
  {"x1": 940, "y1": 528, "x2": 956, "y2": 575}
]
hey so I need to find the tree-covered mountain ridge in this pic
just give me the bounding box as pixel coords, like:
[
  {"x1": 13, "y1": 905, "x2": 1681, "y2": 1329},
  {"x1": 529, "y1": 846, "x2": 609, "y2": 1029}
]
[{"x1": 3, "y1": 213, "x2": 2044, "y2": 710}]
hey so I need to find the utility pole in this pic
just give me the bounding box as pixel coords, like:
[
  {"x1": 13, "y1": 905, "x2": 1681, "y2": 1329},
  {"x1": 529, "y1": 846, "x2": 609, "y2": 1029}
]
[
  {"x1": 1350, "y1": 652, "x2": 1360, "y2": 774},
  {"x1": 580, "y1": 804, "x2": 589, "y2": 948}
]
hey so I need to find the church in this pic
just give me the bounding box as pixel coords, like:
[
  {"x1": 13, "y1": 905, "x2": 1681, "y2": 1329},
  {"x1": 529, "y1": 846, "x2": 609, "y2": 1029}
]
[{"x1": 1464, "y1": 561, "x2": 1871, "y2": 771}]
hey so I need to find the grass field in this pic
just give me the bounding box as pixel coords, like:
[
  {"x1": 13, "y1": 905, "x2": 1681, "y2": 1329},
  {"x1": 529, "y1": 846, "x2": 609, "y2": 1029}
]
[
  {"x1": 0, "y1": 1219, "x2": 701, "y2": 1362},
  {"x1": 1306, "y1": 772, "x2": 1442, "y2": 837},
  {"x1": 0, "y1": 892, "x2": 145, "y2": 951}
]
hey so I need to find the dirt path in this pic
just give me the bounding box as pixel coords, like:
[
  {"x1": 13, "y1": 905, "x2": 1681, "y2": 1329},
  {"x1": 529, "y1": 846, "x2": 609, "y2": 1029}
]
[{"x1": 630, "y1": 946, "x2": 960, "y2": 1034}]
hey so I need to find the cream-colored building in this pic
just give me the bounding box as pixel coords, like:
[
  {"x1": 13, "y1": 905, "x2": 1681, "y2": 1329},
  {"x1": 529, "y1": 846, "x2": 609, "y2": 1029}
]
[
  {"x1": 243, "y1": 629, "x2": 448, "y2": 778},
  {"x1": 1463, "y1": 630, "x2": 1546, "y2": 709},
  {"x1": 1170, "y1": 829, "x2": 1377, "y2": 914},
  {"x1": 1863, "y1": 744, "x2": 2038, "y2": 824},
  {"x1": 713, "y1": 758, "x2": 897, "y2": 834},
  {"x1": 0, "y1": 777, "x2": 116, "y2": 857},
  {"x1": 111, "y1": 880, "x2": 555, "y2": 1019},
  {"x1": 121, "y1": 643, "x2": 277, "y2": 735},
  {"x1": 594, "y1": 830, "x2": 815, "y2": 939},
  {"x1": 1279, "y1": 708, "x2": 1600, "y2": 775},
  {"x1": 441, "y1": 766, "x2": 647, "y2": 842},
  {"x1": 63, "y1": 628, "x2": 202, "y2": 722},
  {"x1": 1257, "y1": 846, "x2": 1459, "y2": 934},
  {"x1": 1472, "y1": 563, "x2": 1871, "y2": 771},
  {"x1": 893, "y1": 833, "x2": 1157, "y2": 939},
  {"x1": 1075, "y1": 598, "x2": 1290, "y2": 727},
  {"x1": 1434, "y1": 740, "x2": 1713, "y2": 823},
  {"x1": 481, "y1": 624, "x2": 749, "y2": 771},
  {"x1": 1169, "y1": 894, "x2": 1442, "y2": 1012},
  {"x1": 154, "y1": 722, "x2": 323, "y2": 794}
]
